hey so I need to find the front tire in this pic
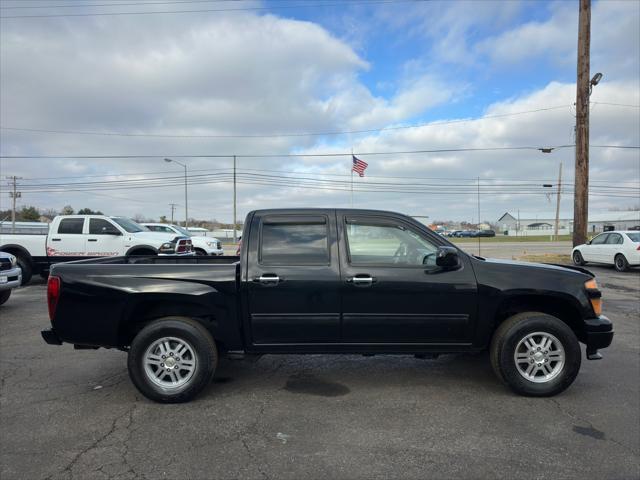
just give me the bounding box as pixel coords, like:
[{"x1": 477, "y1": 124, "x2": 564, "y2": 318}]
[
  {"x1": 614, "y1": 254, "x2": 629, "y2": 272},
  {"x1": 490, "y1": 312, "x2": 581, "y2": 396},
  {"x1": 572, "y1": 250, "x2": 586, "y2": 266},
  {"x1": 128, "y1": 317, "x2": 218, "y2": 403},
  {"x1": 15, "y1": 255, "x2": 32, "y2": 285},
  {"x1": 0, "y1": 290, "x2": 11, "y2": 306}
]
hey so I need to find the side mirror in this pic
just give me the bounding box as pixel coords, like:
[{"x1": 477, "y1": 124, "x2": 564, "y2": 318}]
[
  {"x1": 436, "y1": 246, "x2": 460, "y2": 269},
  {"x1": 586, "y1": 240, "x2": 591, "y2": 245},
  {"x1": 102, "y1": 226, "x2": 121, "y2": 235}
]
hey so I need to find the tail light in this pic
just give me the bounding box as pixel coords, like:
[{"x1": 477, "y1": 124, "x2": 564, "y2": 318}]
[{"x1": 47, "y1": 276, "x2": 61, "y2": 321}]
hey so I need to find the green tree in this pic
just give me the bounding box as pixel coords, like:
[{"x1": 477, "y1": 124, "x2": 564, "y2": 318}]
[
  {"x1": 77, "y1": 208, "x2": 103, "y2": 215},
  {"x1": 20, "y1": 206, "x2": 41, "y2": 221}
]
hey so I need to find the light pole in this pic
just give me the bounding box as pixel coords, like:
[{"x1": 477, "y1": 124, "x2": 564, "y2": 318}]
[{"x1": 164, "y1": 158, "x2": 188, "y2": 228}]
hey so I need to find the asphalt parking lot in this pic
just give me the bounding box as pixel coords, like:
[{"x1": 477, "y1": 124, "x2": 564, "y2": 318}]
[{"x1": 1, "y1": 264, "x2": 638, "y2": 479}]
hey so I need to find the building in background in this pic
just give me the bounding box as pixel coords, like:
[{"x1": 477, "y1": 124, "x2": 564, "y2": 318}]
[{"x1": 497, "y1": 211, "x2": 639, "y2": 236}]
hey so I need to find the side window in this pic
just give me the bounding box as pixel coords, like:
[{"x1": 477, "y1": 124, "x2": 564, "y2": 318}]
[
  {"x1": 57, "y1": 218, "x2": 84, "y2": 234},
  {"x1": 146, "y1": 226, "x2": 160, "y2": 232},
  {"x1": 89, "y1": 219, "x2": 118, "y2": 235},
  {"x1": 346, "y1": 220, "x2": 438, "y2": 266},
  {"x1": 591, "y1": 233, "x2": 609, "y2": 245},
  {"x1": 260, "y1": 220, "x2": 329, "y2": 265},
  {"x1": 606, "y1": 233, "x2": 622, "y2": 245}
]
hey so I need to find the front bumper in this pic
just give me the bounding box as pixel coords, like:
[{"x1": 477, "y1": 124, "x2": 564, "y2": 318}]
[
  {"x1": 0, "y1": 266, "x2": 22, "y2": 290},
  {"x1": 584, "y1": 315, "x2": 614, "y2": 359},
  {"x1": 41, "y1": 328, "x2": 62, "y2": 345}
]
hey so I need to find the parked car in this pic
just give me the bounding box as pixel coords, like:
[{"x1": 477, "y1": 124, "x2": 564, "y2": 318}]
[
  {"x1": 41, "y1": 208, "x2": 613, "y2": 403},
  {"x1": 572, "y1": 231, "x2": 640, "y2": 272},
  {"x1": 458, "y1": 230, "x2": 474, "y2": 237},
  {"x1": 0, "y1": 252, "x2": 22, "y2": 305},
  {"x1": 0, "y1": 215, "x2": 193, "y2": 284},
  {"x1": 142, "y1": 223, "x2": 224, "y2": 256},
  {"x1": 478, "y1": 230, "x2": 496, "y2": 237}
]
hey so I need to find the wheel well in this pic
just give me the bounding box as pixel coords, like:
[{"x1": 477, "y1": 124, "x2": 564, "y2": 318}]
[
  {"x1": 194, "y1": 247, "x2": 207, "y2": 254},
  {"x1": 0, "y1": 245, "x2": 32, "y2": 264},
  {"x1": 117, "y1": 300, "x2": 225, "y2": 351},
  {"x1": 494, "y1": 295, "x2": 583, "y2": 337},
  {"x1": 126, "y1": 246, "x2": 157, "y2": 256}
]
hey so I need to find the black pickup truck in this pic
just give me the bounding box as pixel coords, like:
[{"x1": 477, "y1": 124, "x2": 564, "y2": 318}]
[{"x1": 42, "y1": 208, "x2": 613, "y2": 403}]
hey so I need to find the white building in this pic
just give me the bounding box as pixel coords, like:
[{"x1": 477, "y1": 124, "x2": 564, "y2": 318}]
[{"x1": 497, "y1": 211, "x2": 639, "y2": 236}]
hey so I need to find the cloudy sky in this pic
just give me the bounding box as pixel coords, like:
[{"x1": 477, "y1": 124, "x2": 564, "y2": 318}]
[{"x1": 1, "y1": 0, "x2": 638, "y2": 224}]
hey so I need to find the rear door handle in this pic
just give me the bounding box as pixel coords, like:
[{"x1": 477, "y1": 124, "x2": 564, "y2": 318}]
[
  {"x1": 51, "y1": 238, "x2": 61, "y2": 242},
  {"x1": 88, "y1": 239, "x2": 98, "y2": 242},
  {"x1": 253, "y1": 274, "x2": 281, "y2": 285},
  {"x1": 347, "y1": 275, "x2": 376, "y2": 286}
]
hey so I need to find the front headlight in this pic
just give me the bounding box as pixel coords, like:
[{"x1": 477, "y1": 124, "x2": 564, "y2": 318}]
[
  {"x1": 205, "y1": 241, "x2": 213, "y2": 247},
  {"x1": 159, "y1": 242, "x2": 173, "y2": 251},
  {"x1": 9, "y1": 254, "x2": 17, "y2": 267}
]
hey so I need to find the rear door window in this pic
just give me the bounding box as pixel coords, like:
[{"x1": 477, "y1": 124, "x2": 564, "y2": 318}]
[
  {"x1": 605, "y1": 233, "x2": 623, "y2": 245},
  {"x1": 57, "y1": 218, "x2": 84, "y2": 234},
  {"x1": 260, "y1": 217, "x2": 329, "y2": 265}
]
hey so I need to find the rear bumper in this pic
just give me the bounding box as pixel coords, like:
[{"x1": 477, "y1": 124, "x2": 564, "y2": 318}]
[
  {"x1": 41, "y1": 328, "x2": 62, "y2": 345},
  {"x1": 584, "y1": 315, "x2": 613, "y2": 357}
]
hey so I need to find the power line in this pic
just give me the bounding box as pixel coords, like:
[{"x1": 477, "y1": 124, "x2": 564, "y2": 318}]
[
  {"x1": 3, "y1": 144, "x2": 639, "y2": 160},
  {"x1": 0, "y1": 106, "x2": 574, "y2": 138},
  {"x1": 591, "y1": 101, "x2": 640, "y2": 109},
  {"x1": 0, "y1": 0, "x2": 416, "y2": 18},
  {"x1": 0, "y1": 0, "x2": 246, "y2": 9}
]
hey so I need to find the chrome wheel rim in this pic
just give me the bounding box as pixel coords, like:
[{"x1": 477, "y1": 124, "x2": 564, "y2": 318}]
[
  {"x1": 514, "y1": 331, "x2": 565, "y2": 383},
  {"x1": 616, "y1": 257, "x2": 624, "y2": 269},
  {"x1": 573, "y1": 252, "x2": 582, "y2": 264},
  {"x1": 143, "y1": 336, "x2": 197, "y2": 390}
]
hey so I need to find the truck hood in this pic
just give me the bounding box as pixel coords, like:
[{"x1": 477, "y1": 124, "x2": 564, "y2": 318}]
[
  {"x1": 130, "y1": 231, "x2": 183, "y2": 244},
  {"x1": 478, "y1": 257, "x2": 594, "y2": 277}
]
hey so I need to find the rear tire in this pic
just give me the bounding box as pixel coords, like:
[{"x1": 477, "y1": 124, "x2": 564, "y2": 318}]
[
  {"x1": 0, "y1": 290, "x2": 11, "y2": 306},
  {"x1": 194, "y1": 248, "x2": 207, "y2": 256},
  {"x1": 490, "y1": 312, "x2": 581, "y2": 397},
  {"x1": 614, "y1": 254, "x2": 629, "y2": 272},
  {"x1": 15, "y1": 255, "x2": 32, "y2": 285},
  {"x1": 128, "y1": 316, "x2": 218, "y2": 403},
  {"x1": 572, "y1": 250, "x2": 586, "y2": 266}
]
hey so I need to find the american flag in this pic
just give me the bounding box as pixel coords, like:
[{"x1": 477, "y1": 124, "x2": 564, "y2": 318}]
[{"x1": 351, "y1": 155, "x2": 368, "y2": 177}]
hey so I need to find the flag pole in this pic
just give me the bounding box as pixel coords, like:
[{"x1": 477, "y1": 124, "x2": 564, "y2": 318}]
[{"x1": 350, "y1": 149, "x2": 354, "y2": 208}]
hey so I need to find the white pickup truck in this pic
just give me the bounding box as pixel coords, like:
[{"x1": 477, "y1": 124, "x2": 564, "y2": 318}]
[
  {"x1": 141, "y1": 223, "x2": 224, "y2": 256},
  {"x1": 0, "y1": 215, "x2": 193, "y2": 284}
]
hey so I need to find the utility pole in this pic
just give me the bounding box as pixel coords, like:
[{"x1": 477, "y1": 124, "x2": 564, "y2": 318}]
[
  {"x1": 554, "y1": 162, "x2": 563, "y2": 240},
  {"x1": 6, "y1": 176, "x2": 22, "y2": 233},
  {"x1": 573, "y1": 0, "x2": 591, "y2": 247},
  {"x1": 477, "y1": 177, "x2": 481, "y2": 256},
  {"x1": 233, "y1": 155, "x2": 237, "y2": 243},
  {"x1": 169, "y1": 203, "x2": 177, "y2": 224}
]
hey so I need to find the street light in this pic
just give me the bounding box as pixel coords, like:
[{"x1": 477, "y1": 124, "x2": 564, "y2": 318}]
[{"x1": 164, "y1": 158, "x2": 188, "y2": 228}]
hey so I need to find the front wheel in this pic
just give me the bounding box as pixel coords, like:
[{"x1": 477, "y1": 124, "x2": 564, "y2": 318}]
[
  {"x1": 614, "y1": 254, "x2": 629, "y2": 272},
  {"x1": 128, "y1": 317, "x2": 218, "y2": 403},
  {"x1": 0, "y1": 290, "x2": 11, "y2": 306},
  {"x1": 15, "y1": 255, "x2": 32, "y2": 285},
  {"x1": 572, "y1": 250, "x2": 586, "y2": 266},
  {"x1": 490, "y1": 312, "x2": 581, "y2": 396}
]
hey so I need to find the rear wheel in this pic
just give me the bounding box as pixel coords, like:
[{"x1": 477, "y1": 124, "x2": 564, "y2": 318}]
[
  {"x1": 490, "y1": 312, "x2": 581, "y2": 396},
  {"x1": 128, "y1": 317, "x2": 218, "y2": 403},
  {"x1": 15, "y1": 255, "x2": 32, "y2": 285},
  {"x1": 614, "y1": 254, "x2": 629, "y2": 272},
  {"x1": 194, "y1": 248, "x2": 207, "y2": 256},
  {"x1": 572, "y1": 250, "x2": 586, "y2": 266},
  {"x1": 0, "y1": 290, "x2": 11, "y2": 306}
]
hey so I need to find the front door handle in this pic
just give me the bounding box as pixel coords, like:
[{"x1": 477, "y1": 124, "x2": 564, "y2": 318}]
[
  {"x1": 51, "y1": 238, "x2": 61, "y2": 242},
  {"x1": 347, "y1": 275, "x2": 376, "y2": 286},
  {"x1": 88, "y1": 239, "x2": 98, "y2": 242},
  {"x1": 253, "y1": 274, "x2": 281, "y2": 285}
]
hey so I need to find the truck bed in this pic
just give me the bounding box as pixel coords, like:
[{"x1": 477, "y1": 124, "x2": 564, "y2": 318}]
[{"x1": 48, "y1": 255, "x2": 243, "y2": 349}]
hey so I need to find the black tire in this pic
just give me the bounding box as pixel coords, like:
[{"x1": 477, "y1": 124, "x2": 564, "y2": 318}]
[
  {"x1": 490, "y1": 312, "x2": 581, "y2": 397},
  {"x1": 572, "y1": 250, "x2": 585, "y2": 266},
  {"x1": 194, "y1": 248, "x2": 207, "y2": 256},
  {"x1": 614, "y1": 254, "x2": 629, "y2": 272},
  {"x1": 15, "y1": 255, "x2": 32, "y2": 285},
  {"x1": 0, "y1": 290, "x2": 11, "y2": 306},
  {"x1": 127, "y1": 316, "x2": 218, "y2": 403}
]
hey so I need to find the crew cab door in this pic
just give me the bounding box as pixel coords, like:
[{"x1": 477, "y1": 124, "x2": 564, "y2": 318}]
[
  {"x1": 86, "y1": 218, "x2": 124, "y2": 256},
  {"x1": 338, "y1": 213, "x2": 478, "y2": 344},
  {"x1": 48, "y1": 218, "x2": 86, "y2": 258},
  {"x1": 246, "y1": 212, "x2": 341, "y2": 344}
]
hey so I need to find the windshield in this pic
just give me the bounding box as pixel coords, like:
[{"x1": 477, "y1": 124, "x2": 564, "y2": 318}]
[
  {"x1": 172, "y1": 225, "x2": 192, "y2": 237},
  {"x1": 626, "y1": 232, "x2": 640, "y2": 242},
  {"x1": 111, "y1": 217, "x2": 145, "y2": 233}
]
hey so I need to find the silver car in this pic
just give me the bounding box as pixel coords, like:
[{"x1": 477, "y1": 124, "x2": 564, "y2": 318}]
[{"x1": 0, "y1": 252, "x2": 22, "y2": 305}]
